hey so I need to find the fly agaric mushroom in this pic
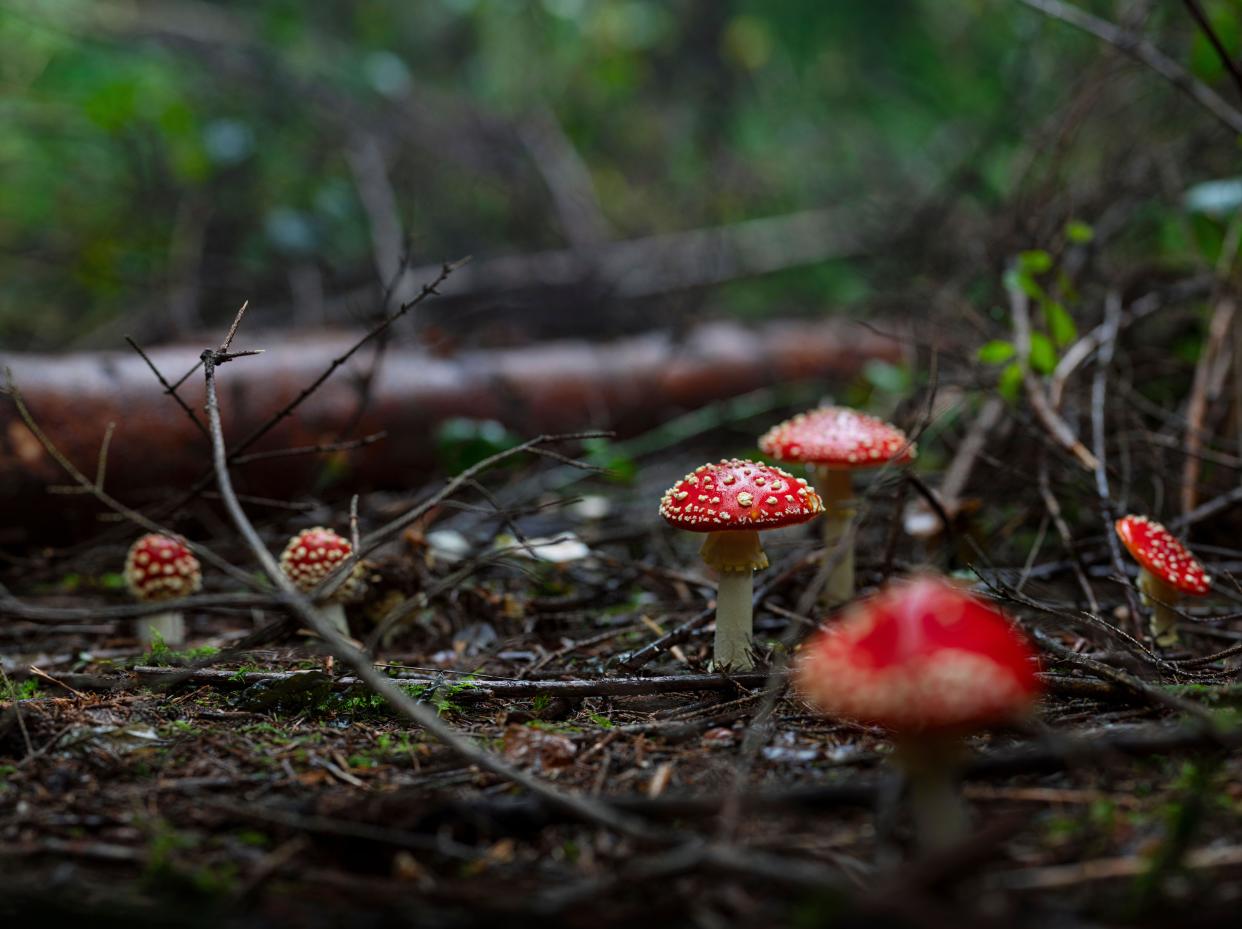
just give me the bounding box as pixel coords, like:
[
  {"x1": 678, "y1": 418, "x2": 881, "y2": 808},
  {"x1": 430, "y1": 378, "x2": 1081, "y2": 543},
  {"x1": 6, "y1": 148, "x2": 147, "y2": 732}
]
[
  {"x1": 279, "y1": 527, "x2": 367, "y2": 638},
  {"x1": 1114, "y1": 515, "x2": 1211, "y2": 647},
  {"x1": 124, "y1": 533, "x2": 202, "y2": 646},
  {"x1": 796, "y1": 575, "x2": 1040, "y2": 849},
  {"x1": 759, "y1": 407, "x2": 915, "y2": 607},
  {"x1": 660, "y1": 458, "x2": 824, "y2": 670}
]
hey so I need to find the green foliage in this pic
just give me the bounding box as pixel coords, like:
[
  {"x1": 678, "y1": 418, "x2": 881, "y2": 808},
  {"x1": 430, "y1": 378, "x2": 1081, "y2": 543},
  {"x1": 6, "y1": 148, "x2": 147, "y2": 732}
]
[
  {"x1": 435, "y1": 418, "x2": 521, "y2": 473},
  {"x1": 144, "y1": 640, "x2": 221, "y2": 667},
  {"x1": 0, "y1": 0, "x2": 1163, "y2": 347}
]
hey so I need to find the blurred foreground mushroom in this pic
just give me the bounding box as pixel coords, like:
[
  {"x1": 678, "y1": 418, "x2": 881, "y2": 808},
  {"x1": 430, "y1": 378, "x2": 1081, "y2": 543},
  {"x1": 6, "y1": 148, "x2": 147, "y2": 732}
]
[
  {"x1": 660, "y1": 459, "x2": 823, "y2": 671},
  {"x1": 760, "y1": 407, "x2": 915, "y2": 606},
  {"x1": 796, "y1": 575, "x2": 1041, "y2": 849},
  {"x1": 1114, "y1": 515, "x2": 1211, "y2": 647},
  {"x1": 123, "y1": 534, "x2": 202, "y2": 647},
  {"x1": 279, "y1": 527, "x2": 367, "y2": 638}
]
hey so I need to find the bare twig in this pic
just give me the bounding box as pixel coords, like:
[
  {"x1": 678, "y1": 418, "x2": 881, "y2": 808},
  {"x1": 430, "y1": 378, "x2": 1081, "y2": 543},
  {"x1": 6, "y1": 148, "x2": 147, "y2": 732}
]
[
  {"x1": 1007, "y1": 275, "x2": 1099, "y2": 471},
  {"x1": 197, "y1": 338, "x2": 657, "y2": 839},
  {"x1": 1018, "y1": 0, "x2": 1242, "y2": 135}
]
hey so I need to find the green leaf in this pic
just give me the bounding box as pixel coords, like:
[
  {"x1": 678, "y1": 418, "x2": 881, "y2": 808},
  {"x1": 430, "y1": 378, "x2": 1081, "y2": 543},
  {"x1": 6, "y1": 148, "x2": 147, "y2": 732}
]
[
  {"x1": 1044, "y1": 301, "x2": 1077, "y2": 347},
  {"x1": 977, "y1": 340, "x2": 1016, "y2": 365},
  {"x1": 1017, "y1": 249, "x2": 1053, "y2": 274},
  {"x1": 1003, "y1": 268, "x2": 1044, "y2": 300},
  {"x1": 862, "y1": 359, "x2": 911, "y2": 393},
  {"x1": 1028, "y1": 331, "x2": 1057, "y2": 375},
  {"x1": 1065, "y1": 220, "x2": 1094, "y2": 244},
  {"x1": 998, "y1": 362, "x2": 1024, "y2": 403}
]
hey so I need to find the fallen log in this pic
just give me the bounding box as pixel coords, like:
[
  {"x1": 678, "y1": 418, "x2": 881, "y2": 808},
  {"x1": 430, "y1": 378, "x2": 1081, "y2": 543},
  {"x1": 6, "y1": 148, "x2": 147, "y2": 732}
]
[{"x1": 0, "y1": 318, "x2": 901, "y2": 528}]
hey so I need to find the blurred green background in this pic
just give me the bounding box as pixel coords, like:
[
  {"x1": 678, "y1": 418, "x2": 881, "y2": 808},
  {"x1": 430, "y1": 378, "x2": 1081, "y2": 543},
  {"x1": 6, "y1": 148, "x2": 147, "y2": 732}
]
[{"x1": 1, "y1": 0, "x2": 1238, "y2": 350}]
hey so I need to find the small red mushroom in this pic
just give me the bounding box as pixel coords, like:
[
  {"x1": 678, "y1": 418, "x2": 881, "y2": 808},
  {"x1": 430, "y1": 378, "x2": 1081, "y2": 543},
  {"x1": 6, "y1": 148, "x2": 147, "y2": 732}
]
[
  {"x1": 279, "y1": 527, "x2": 367, "y2": 638},
  {"x1": 759, "y1": 407, "x2": 915, "y2": 606},
  {"x1": 660, "y1": 458, "x2": 824, "y2": 670},
  {"x1": 796, "y1": 575, "x2": 1041, "y2": 848},
  {"x1": 1114, "y1": 515, "x2": 1211, "y2": 647},
  {"x1": 123, "y1": 533, "x2": 202, "y2": 647}
]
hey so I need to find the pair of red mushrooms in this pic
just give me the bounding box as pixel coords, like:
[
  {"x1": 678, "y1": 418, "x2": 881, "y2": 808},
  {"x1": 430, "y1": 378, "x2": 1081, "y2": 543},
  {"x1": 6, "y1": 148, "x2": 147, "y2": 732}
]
[
  {"x1": 123, "y1": 527, "x2": 365, "y2": 645},
  {"x1": 659, "y1": 407, "x2": 916, "y2": 671}
]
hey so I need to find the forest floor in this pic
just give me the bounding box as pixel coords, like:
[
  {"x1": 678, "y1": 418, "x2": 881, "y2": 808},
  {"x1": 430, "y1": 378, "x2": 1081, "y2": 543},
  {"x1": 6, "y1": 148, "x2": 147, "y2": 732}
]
[{"x1": 3, "y1": 438, "x2": 1242, "y2": 929}]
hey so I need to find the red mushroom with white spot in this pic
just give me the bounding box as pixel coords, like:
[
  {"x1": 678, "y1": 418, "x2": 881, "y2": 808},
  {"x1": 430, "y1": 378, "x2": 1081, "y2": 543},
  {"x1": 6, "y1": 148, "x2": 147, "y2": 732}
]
[
  {"x1": 1114, "y1": 515, "x2": 1211, "y2": 647},
  {"x1": 660, "y1": 458, "x2": 824, "y2": 670},
  {"x1": 796, "y1": 575, "x2": 1041, "y2": 849},
  {"x1": 279, "y1": 527, "x2": 367, "y2": 638},
  {"x1": 760, "y1": 407, "x2": 915, "y2": 606},
  {"x1": 123, "y1": 533, "x2": 202, "y2": 647}
]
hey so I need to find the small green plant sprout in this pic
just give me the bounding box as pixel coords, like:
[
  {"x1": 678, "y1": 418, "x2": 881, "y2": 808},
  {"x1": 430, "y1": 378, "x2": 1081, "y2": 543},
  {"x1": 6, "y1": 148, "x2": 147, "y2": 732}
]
[
  {"x1": 984, "y1": 242, "x2": 1084, "y2": 401},
  {"x1": 1115, "y1": 515, "x2": 1212, "y2": 647},
  {"x1": 759, "y1": 408, "x2": 915, "y2": 608},
  {"x1": 659, "y1": 459, "x2": 825, "y2": 671},
  {"x1": 124, "y1": 533, "x2": 202, "y2": 647}
]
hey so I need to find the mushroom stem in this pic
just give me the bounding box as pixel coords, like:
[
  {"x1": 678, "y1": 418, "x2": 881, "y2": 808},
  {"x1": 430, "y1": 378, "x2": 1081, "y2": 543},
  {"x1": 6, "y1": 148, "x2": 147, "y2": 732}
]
[
  {"x1": 1137, "y1": 568, "x2": 1181, "y2": 647},
  {"x1": 895, "y1": 738, "x2": 967, "y2": 851},
  {"x1": 139, "y1": 611, "x2": 185, "y2": 648},
  {"x1": 318, "y1": 602, "x2": 350, "y2": 639},
  {"x1": 714, "y1": 569, "x2": 755, "y2": 671},
  {"x1": 814, "y1": 466, "x2": 856, "y2": 607},
  {"x1": 700, "y1": 530, "x2": 766, "y2": 672}
]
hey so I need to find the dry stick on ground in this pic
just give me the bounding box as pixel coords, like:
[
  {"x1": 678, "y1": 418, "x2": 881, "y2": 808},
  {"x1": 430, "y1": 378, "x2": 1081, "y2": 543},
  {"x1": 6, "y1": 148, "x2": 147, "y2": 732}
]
[
  {"x1": 197, "y1": 328, "x2": 660, "y2": 841},
  {"x1": 1172, "y1": 483, "x2": 1242, "y2": 533},
  {"x1": 128, "y1": 666, "x2": 774, "y2": 699},
  {"x1": 0, "y1": 590, "x2": 273, "y2": 625},
  {"x1": 1017, "y1": 0, "x2": 1242, "y2": 135},
  {"x1": 1049, "y1": 277, "x2": 1214, "y2": 409},
  {"x1": 1181, "y1": 297, "x2": 1237, "y2": 515},
  {"x1": 1089, "y1": 291, "x2": 1144, "y2": 631},
  {"x1": 316, "y1": 431, "x2": 610, "y2": 606},
  {"x1": 1036, "y1": 455, "x2": 1101, "y2": 614}
]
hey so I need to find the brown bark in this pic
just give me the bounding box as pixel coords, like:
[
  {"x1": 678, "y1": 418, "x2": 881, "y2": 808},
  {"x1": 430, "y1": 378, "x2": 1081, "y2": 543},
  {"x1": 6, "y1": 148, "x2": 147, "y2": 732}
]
[{"x1": 0, "y1": 319, "x2": 901, "y2": 521}]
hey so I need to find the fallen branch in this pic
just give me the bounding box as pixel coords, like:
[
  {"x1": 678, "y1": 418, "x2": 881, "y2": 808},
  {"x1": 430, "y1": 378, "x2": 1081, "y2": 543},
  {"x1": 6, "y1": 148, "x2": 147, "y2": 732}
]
[{"x1": 0, "y1": 319, "x2": 903, "y2": 532}]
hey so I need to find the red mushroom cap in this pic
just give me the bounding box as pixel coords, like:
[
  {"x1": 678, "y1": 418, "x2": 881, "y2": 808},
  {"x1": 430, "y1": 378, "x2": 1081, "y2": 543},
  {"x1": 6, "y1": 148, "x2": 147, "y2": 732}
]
[
  {"x1": 659, "y1": 458, "x2": 824, "y2": 532},
  {"x1": 759, "y1": 406, "x2": 915, "y2": 469},
  {"x1": 279, "y1": 527, "x2": 366, "y2": 602},
  {"x1": 1114, "y1": 515, "x2": 1211, "y2": 596},
  {"x1": 796, "y1": 576, "x2": 1041, "y2": 733},
  {"x1": 124, "y1": 534, "x2": 202, "y2": 602}
]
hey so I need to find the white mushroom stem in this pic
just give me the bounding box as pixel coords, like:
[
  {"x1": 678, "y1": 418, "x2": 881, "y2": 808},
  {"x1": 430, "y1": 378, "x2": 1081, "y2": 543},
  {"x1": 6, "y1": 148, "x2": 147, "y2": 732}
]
[
  {"x1": 319, "y1": 602, "x2": 350, "y2": 639},
  {"x1": 1136, "y1": 568, "x2": 1181, "y2": 647},
  {"x1": 139, "y1": 611, "x2": 185, "y2": 647},
  {"x1": 895, "y1": 738, "x2": 968, "y2": 852},
  {"x1": 714, "y1": 570, "x2": 755, "y2": 671},
  {"x1": 814, "y1": 466, "x2": 856, "y2": 608},
  {"x1": 700, "y1": 530, "x2": 768, "y2": 672}
]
